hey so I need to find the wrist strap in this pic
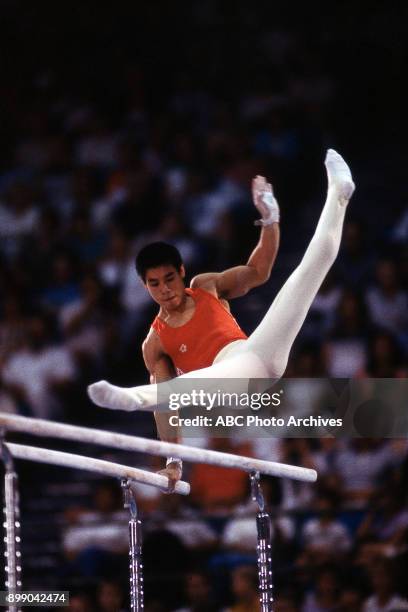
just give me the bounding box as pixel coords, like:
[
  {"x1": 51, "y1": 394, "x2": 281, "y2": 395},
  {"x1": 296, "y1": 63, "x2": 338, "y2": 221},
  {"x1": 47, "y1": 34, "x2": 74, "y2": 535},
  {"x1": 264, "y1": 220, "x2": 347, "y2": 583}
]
[
  {"x1": 166, "y1": 457, "x2": 182, "y2": 467},
  {"x1": 254, "y1": 216, "x2": 279, "y2": 227}
]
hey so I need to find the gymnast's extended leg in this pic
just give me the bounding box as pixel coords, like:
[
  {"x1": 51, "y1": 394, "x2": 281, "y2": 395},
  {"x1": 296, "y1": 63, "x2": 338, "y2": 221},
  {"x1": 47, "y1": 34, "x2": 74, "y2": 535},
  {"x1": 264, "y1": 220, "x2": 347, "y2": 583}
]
[
  {"x1": 88, "y1": 149, "x2": 354, "y2": 411},
  {"x1": 243, "y1": 148, "x2": 354, "y2": 377}
]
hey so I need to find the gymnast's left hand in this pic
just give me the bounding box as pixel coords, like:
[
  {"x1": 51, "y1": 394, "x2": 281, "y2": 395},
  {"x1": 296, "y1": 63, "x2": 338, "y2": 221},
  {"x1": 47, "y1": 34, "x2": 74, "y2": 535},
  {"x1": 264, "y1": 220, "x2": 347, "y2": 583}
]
[
  {"x1": 252, "y1": 175, "x2": 280, "y2": 226},
  {"x1": 157, "y1": 461, "x2": 183, "y2": 494}
]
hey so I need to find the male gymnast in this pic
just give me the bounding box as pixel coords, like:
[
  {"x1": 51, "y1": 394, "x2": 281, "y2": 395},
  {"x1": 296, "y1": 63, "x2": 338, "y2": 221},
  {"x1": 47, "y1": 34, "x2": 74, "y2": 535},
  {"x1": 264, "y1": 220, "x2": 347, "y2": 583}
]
[{"x1": 88, "y1": 149, "x2": 355, "y2": 484}]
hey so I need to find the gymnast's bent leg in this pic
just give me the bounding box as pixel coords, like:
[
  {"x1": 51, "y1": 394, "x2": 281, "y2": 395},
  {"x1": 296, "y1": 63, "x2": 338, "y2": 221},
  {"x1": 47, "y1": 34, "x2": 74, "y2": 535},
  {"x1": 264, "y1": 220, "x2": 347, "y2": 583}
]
[{"x1": 88, "y1": 149, "x2": 354, "y2": 412}]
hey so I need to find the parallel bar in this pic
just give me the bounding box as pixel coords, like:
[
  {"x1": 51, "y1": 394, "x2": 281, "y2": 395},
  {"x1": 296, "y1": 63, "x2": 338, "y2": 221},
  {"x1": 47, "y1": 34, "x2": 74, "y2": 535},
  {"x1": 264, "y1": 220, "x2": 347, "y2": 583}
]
[
  {"x1": 5, "y1": 443, "x2": 190, "y2": 496},
  {"x1": 0, "y1": 414, "x2": 317, "y2": 482}
]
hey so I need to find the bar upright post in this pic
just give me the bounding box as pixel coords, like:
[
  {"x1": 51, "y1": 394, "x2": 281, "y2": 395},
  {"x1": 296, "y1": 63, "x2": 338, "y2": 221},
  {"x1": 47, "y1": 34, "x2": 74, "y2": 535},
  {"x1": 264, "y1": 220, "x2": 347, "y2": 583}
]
[
  {"x1": 1, "y1": 439, "x2": 22, "y2": 612},
  {"x1": 121, "y1": 479, "x2": 144, "y2": 611},
  {"x1": 250, "y1": 471, "x2": 273, "y2": 612}
]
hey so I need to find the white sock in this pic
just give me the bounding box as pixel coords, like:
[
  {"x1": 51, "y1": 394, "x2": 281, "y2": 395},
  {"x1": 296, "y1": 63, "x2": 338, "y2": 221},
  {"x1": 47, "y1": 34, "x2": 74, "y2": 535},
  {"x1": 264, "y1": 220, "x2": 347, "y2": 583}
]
[
  {"x1": 325, "y1": 148, "x2": 355, "y2": 203},
  {"x1": 88, "y1": 381, "x2": 147, "y2": 411}
]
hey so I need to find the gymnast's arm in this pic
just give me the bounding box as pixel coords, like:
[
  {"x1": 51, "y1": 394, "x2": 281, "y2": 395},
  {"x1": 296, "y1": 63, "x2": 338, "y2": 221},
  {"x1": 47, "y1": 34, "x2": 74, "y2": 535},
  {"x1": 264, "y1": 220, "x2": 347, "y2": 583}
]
[
  {"x1": 142, "y1": 330, "x2": 182, "y2": 488},
  {"x1": 190, "y1": 175, "x2": 280, "y2": 299},
  {"x1": 191, "y1": 222, "x2": 280, "y2": 300},
  {"x1": 142, "y1": 329, "x2": 180, "y2": 442}
]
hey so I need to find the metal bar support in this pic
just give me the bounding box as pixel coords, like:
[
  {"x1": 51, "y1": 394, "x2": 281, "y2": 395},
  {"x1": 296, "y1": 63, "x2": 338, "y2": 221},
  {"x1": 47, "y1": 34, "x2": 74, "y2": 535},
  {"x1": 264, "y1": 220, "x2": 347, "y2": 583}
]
[
  {"x1": 121, "y1": 479, "x2": 144, "y2": 611},
  {"x1": 250, "y1": 471, "x2": 273, "y2": 612},
  {"x1": 1, "y1": 438, "x2": 22, "y2": 612}
]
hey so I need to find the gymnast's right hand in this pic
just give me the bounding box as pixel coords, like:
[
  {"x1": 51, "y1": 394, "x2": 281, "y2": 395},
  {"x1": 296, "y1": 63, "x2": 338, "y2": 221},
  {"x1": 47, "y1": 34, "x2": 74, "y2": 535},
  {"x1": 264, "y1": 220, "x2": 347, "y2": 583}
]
[
  {"x1": 157, "y1": 461, "x2": 183, "y2": 494},
  {"x1": 87, "y1": 380, "x2": 144, "y2": 411}
]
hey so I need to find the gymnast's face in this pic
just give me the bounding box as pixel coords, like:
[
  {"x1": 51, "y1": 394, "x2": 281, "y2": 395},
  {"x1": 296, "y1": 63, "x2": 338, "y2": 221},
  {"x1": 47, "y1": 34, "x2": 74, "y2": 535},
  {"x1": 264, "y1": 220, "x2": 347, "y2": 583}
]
[{"x1": 144, "y1": 264, "x2": 187, "y2": 310}]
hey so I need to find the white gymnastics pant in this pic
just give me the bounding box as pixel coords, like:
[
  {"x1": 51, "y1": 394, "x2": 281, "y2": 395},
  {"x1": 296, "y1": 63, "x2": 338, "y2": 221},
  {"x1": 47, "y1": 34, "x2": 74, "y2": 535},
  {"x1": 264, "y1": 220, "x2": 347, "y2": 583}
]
[{"x1": 88, "y1": 150, "x2": 354, "y2": 412}]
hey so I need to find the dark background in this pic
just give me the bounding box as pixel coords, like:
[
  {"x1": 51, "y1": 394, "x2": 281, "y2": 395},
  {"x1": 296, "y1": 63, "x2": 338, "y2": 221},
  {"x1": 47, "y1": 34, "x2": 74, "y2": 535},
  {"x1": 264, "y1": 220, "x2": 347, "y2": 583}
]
[{"x1": 0, "y1": 3, "x2": 407, "y2": 611}]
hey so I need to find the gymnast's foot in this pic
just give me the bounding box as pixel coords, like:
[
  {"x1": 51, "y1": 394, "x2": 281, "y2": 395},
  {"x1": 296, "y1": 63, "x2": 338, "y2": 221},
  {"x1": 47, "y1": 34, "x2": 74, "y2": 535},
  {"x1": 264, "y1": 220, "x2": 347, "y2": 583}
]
[
  {"x1": 325, "y1": 149, "x2": 355, "y2": 204},
  {"x1": 87, "y1": 380, "x2": 145, "y2": 411}
]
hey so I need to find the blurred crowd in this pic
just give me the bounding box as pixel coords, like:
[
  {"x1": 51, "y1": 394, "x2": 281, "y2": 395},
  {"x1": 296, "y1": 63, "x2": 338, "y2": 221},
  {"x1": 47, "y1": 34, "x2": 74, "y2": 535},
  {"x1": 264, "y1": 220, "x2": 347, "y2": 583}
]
[
  {"x1": 57, "y1": 438, "x2": 408, "y2": 611},
  {"x1": 0, "y1": 2, "x2": 407, "y2": 611},
  {"x1": 0, "y1": 63, "x2": 407, "y2": 421}
]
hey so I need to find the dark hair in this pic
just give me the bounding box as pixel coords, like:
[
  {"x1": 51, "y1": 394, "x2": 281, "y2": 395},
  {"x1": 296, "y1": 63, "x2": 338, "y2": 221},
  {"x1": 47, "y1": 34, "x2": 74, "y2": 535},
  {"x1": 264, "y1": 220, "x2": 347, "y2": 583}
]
[{"x1": 135, "y1": 242, "x2": 183, "y2": 281}]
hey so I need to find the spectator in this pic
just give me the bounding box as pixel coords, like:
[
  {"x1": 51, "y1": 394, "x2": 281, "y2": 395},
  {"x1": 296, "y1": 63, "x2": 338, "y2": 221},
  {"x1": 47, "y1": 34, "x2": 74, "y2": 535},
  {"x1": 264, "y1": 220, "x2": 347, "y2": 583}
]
[
  {"x1": 357, "y1": 487, "x2": 408, "y2": 564},
  {"x1": 158, "y1": 493, "x2": 218, "y2": 553},
  {"x1": 223, "y1": 565, "x2": 260, "y2": 612},
  {"x1": 25, "y1": 208, "x2": 64, "y2": 278},
  {"x1": 0, "y1": 293, "x2": 28, "y2": 365},
  {"x1": 298, "y1": 491, "x2": 351, "y2": 566},
  {"x1": 62, "y1": 480, "x2": 128, "y2": 579},
  {"x1": 75, "y1": 115, "x2": 118, "y2": 169},
  {"x1": 96, "y1": 580, "x2": 127, "y2": 612},
  {"x1": 41, "y1": 251, "x2": 81, "y2": 311},
  {"x1": 66, "y1": 591, "x2": 95, "y2": 612},
  {"x1": 175, "y1": 571, "x2": 220, "y2": 612},
  {"x1": 59, "y1": 273, "x2": 115, "y2": 368},
  {"x1": 65, "y1": 209, "x2": 107, "y2": 264},
  {"x1": 0, "y1": 374, "x2": 19, "y2": 414},
  {"x1": 366, "y1": 259, "x2": 408, "y2": 338},
  {"x1": 2, "y1": 313, "x2": 76, "y2": 418},
  {"x1": 360, "y1": 330, "x2": 406, "y2": 378},
  {"x1": 112, "y1": 167, "x2": 162, "y2": 236},
  {"x1": 302, "y1": 566, "x2": 341, "y2": 612},
  {"x1": 132, "y1": 211, "x2": 205, "y2": 277},
  {"x1": 333, "y1": 441, "x2": 399, "y2": 508},
  {"x1": 335, "y1": 220, "x2": 375, "y2": 289},
  {"x1": 308, "y1": 272, "x2": 342, "y2": 338},
  {"x1": 363, "y1": 558, "x2": 408, "y2": 612},
  {"x1": 189, "y1": 439, "x2": 249, "y2": 513},
  {"x1": 279, "y1": 440, "x2": 319, "y2": 510},
  {"x1": 97, "y1": 227, "x2": 152, "y2": 346},
  {"x1": 0, "y1": 181, "x2": 40, "y2": 260},
  {"x1": 324, "y1": 290, "x2": 370, "y2": 377},
  {"x1": 338, "y1": 588, "x2": 364, "y2": 612},
  {"x1": 57, "y1": 167, "x2": 102, "y2": 223},
  {"x1": 222, "y1": 478, "x2": 295, "y2": 558}
]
